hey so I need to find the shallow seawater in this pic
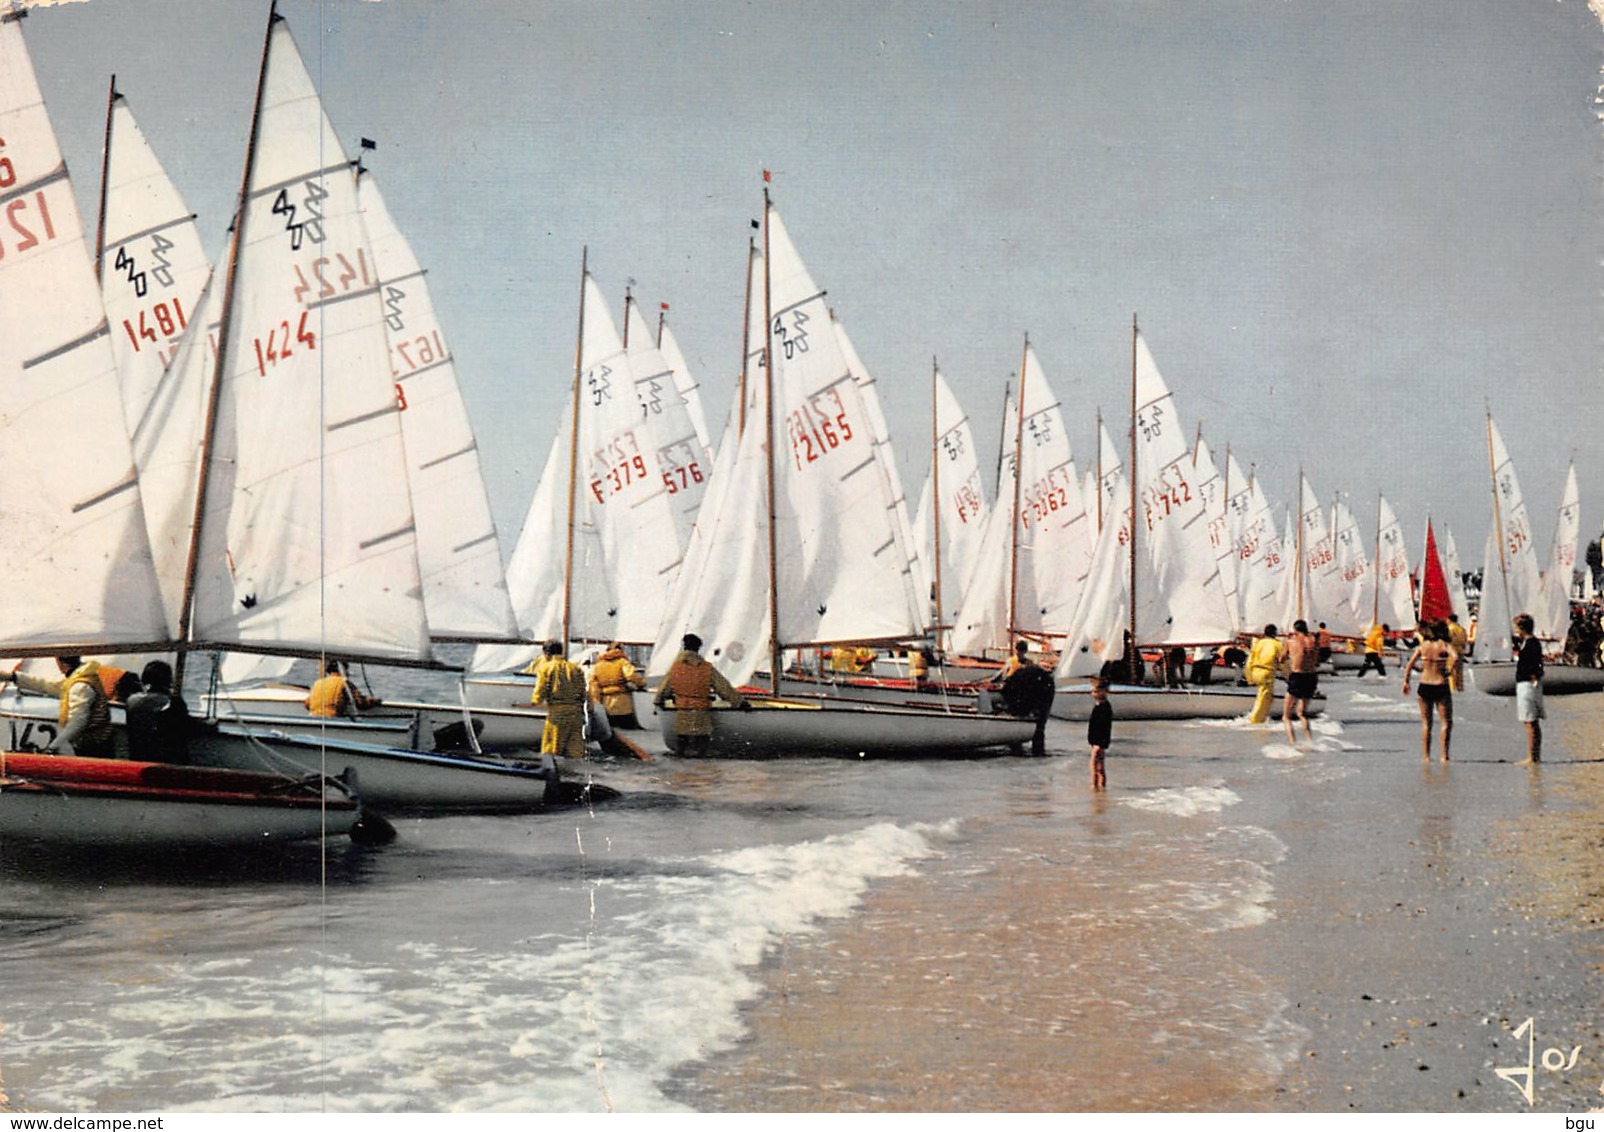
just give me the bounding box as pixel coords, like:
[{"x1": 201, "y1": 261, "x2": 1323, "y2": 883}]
[{"x1": 1, "y1": 669, "x2": 1597, "y2": 1112}]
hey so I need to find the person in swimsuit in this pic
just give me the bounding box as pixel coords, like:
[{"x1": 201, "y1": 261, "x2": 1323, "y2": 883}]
[
  {"x1": 1402, "y1": 620, "x2": 1458, "y2": 763},
  {"x1": 1282, "y1": 619, "x2": 1320, "y2": 746}
]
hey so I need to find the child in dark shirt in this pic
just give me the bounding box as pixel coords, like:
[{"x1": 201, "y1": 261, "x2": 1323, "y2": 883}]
[{"x1": 1087, "y1": 678, "x2": 1112, "y2": 791}]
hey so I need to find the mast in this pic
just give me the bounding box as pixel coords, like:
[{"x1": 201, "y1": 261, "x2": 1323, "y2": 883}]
[
  {"x1": 174, "y1": 4, "x2": 280, "y2": 690},
  {"x1": 929, "y1": 355, "x2": 944, "y2": 650},
  {"x1": 561, "y1": 246, "x2": 588, "y2": 647},
  {"x1": 93, "y1": 76, "x2": 118, "y2": 280},
  {"x1": 1005, "y1": 334, "x2": 1028, "y2": 643},
  {"x1": 620, "y1": 282, "x2": 632, "y2": 348},
  {"x1": 762, "y1": 186, "x2": 781, "y2": 694},
  {"x1": 1127, "y1": 315, "x2": 1138, "y2": 671},
  {"x1": 737, "y1": 236, "x2": 755, "y2": 436}
]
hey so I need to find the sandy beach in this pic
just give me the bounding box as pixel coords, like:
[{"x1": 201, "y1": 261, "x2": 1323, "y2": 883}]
[{"x1": 677, "y1": 685, "x2": 1604, "y2": 1113}]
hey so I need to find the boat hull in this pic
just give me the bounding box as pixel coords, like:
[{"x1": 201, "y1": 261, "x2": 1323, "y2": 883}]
[
  {"x1": 1049, "y1": 683, "x2": 1325, "y2": 722},
  {"x1": 640, "y1": 694, "x2": 1038, "y2": 757},
  {"x1": 194, "y1": 727, "x2": 599, "y2": 815},
  {"x1": 1468, "y1": 662, "x2": 1604, "y2": 696},
  {"x1": 0, "y1": 752, "x2": 357, "y2": 848},
  {"x1": 205, "y1": 685, "x2": 549, "y2": 751}
]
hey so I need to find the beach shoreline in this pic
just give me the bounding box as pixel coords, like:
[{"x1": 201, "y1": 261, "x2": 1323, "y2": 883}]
[{"x1": 675, "y1": 688, "x2": 1604, "y2": 1113}]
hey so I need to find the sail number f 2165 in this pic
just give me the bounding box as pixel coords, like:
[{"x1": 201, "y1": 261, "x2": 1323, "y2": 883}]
[{"x1": 787, "y1": 390, "x2": 856, "y2": 470}]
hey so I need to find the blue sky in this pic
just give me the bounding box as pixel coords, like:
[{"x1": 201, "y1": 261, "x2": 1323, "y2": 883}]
[{"x1": 26, "y1": 0, "x2": 1604, "y2": 573}]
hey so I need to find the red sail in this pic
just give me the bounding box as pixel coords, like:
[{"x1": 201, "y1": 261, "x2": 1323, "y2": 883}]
[{"x1": 1418, "y1": 520, "x2": 1453, "y2": 624}]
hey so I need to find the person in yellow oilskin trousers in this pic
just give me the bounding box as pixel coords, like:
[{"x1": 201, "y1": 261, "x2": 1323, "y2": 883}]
[
  {"x1": 533, "y1": 641, "x2": 590, "y2": 759},
  {"x1": 1245, "y1": 624, "x2": 1288, "y2": 724}
]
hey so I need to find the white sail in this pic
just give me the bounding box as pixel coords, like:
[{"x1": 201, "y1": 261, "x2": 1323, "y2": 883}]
[
  {"x1": 646, "y1": 380, "x2": 772, "y2": 685},
  {"x1": 1485, "y1": 414, "x2": 1547, "y2": 637},
  {"x1": 1442, "y1": 525, "x2": 1469, "y2": 623},
  {"x1": 1479, "y1": 520, "x2": 1514, "y2": 656},
  {"x1": 1056, "y1": 331, "x2": 1234, "y2": 676},
  {"x1": 1094, "y1": 418, "x2": 1123, "y2": 532},
  {"x1": 188, "y1": 17, "x2": 429, "y2": 661},
  {"x1": 358, "y1": 170, "x2": 518, "y2": 643},
  {"x1": 1233, "y1": 462, "x2": 1290, "y2": 634},
  {"x1": 1329, "y1": 497, "x2": 1371, "y2": 631},
  {"x1": 571, "y1": 274, "x2": 687, "y2": 644},
  {"x1": 1055, "y1": 468, "x2": 1137, "y2": 678},
  {"x1": 652, "y1": 201, "x2": 922, "y2": 685},
  {"x1": 1373, "y1": 496, "x2": 1415, "y2": 629},
  {"x1": 624, "y1": 292, "x2": 712, "y2": 551},
  {"x1": 648, "y1": 244, "x2": 766, "y2": 681},
  {"x1": 951, "y1": 344, "x2": 1090, "y2": 650},
  {"x1": 0, "y1": 14, "x2": 170, "y2": 652},
  {"x1": 916, "y1": 364, "x2": 989, "y2": 639},
  {"x1": 1129, "y1": 332, "x2": 1232, "y2": 646},
  {"x1": 1285, "y1": 475, "x2": 1355, "y2": 635},
  {"x1": 128, "y1": 253, "x2": 224, "y2": 634},
  {"x1": 831, "y1": 310, "x2": 928, "y2": 624},
  {"x1": 1198, "y1": 438, "x2": 1240, "y2": 635},
  {"x1": 1538, "y1": 461, "x2": 1580, "y2": 641},
  {"x1": 99, "y1": 91, "x2": 212, "y2": 437},
  {"x1": 655, "y1": 316, "x2": 715, "y2": 463}
]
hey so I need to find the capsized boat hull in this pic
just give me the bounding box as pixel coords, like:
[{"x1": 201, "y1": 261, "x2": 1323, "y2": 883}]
[
  {"x1": 1468, "y1": 662, "x2": 1604, "y2": 696},
  {"x1": 1049, "y1": 682, "x2": 1325, "y2": 722},
  {"x1": 194, "y1": 727, "x2": 607, "y2": 814},
  {"x1": 0, "y1": 752, "x2": 357, "y2": 848},
  {"x1": 640, "y1": 694, "x2": 1037, "y2": 757}
]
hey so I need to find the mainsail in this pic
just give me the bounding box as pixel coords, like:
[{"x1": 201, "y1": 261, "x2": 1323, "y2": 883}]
[
  {"x1": 650, "y1": 195, "x2": 923, "y2": 687},
  {"x1": 187, "y1": 13, "x2": 430, "y2": 662},
  {"x1": 913, "y1": 362, "x2": 989, "y2": 644},
  {"x1": 1056, "y1": 327, "x2": 1233, "y2": 677},
  {"x1": 0, "y1": 13, "x2": 171, "y2": 653},
  {"x1": 1372, "y1": 495, "x2": 1415, "y2": 629},
  {"x1": 1537, "y1": 461, "x2": 1580, "y2": 642},
  {"x1": 1483, "y1": 413, "x2": 1546, "y2": 639},
  {"x1": 951, "y1": 340, "x2": 1090, "y2": 652},
  {"x1": 358, "y1": 169, "x2": 519, "y2": 644}
]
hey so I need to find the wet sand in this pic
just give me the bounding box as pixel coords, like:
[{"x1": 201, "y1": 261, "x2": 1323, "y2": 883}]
[{"x1": 676, "y1": 686, "x2": 1604, "y2": 1112}]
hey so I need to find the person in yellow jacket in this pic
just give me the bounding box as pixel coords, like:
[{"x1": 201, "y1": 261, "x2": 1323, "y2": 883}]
[
  {"x1": 653, "y1": 633, "x2": 747, "y2": 756},
  {"x1": 533, "y1": 641, "x2": 589, "y2": 760},
  {"x1": 13, "y1": 656, "x2": 116, "y2": 757},
  {"x1": 1244, "y1": 625, "x2": 1288, "y2": 725},
  {"x1": 1357, "y1": 622, "x2": 1389, "y2": 677},
  {"x1": 1446, "y1": 613, "x2": 1470, "y2": 691},
  {"x1": 306, "y1": 659, "x2": 381, "y2": 718},
  {"x1": 589, "y1": 643, "x2": 647, "y2": 730}
]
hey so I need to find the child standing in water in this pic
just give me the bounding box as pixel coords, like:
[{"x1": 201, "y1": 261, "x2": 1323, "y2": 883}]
[{"x1": 1087, "y1": 678, "x2": 1112, "y2": 791}]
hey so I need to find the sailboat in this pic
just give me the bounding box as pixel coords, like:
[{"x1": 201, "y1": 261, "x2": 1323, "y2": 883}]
[
  {"x1": 459, "y1": 258, "x2": 714, "y2": 745},
  {"x1": 1052, "y1": 324, "x2": 1311, "y2": 721},
  {"x1": 1472, "y1": 421, "x2": 1603, "y2": 695},
  {"x1": 641, "y1": 186, "x2": 1036, "y2": 755},
  {"x1": 949, "y1": 338, "x2": 1092, "y2": 660},
  {"x1": 110, "y1": 7, "x2": 596, "y2": 809},
  {"x1": 0, "y1": 8, "x2": 366, "y2": 848}
]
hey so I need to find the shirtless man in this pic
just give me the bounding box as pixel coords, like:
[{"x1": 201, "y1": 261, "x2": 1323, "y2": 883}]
[{"x1": 1282, "y1": 619, "x2": 1320, "y2": 746}]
